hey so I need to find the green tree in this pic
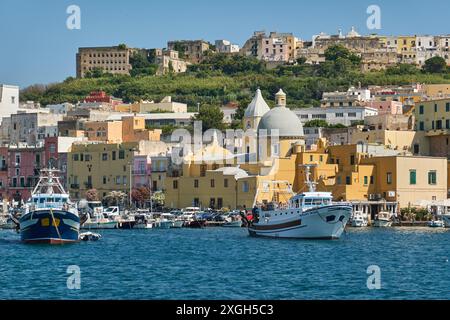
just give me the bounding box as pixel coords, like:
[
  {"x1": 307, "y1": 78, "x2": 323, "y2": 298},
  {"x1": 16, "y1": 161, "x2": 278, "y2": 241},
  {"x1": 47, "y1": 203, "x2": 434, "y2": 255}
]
[
  {"x1": 193, "y1": 105, "x2": 225, "y2": 132},
  {"x1": 423, "y1": 56, "x2": 447, "y2": 73},
  {"x1": 304, "y1": 119, "x2": 329, "y2": 128}
]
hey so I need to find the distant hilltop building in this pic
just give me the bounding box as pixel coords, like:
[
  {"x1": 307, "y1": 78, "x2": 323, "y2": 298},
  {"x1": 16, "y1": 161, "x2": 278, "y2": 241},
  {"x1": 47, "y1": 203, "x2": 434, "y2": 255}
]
[
  {"x1": 76, "y1": 45, "x2": 137, "y2": 78},
  {"x1": 241, "y1": 31, "x2": 301, "y2": 63},
  {"x1": 215, "y1": 40, "x2": 240, "y2": 54},
  {"x1": 167, "y1": 40, "x2": 210, "y2": 64},
  {"x1": 154, "y1": 49, "x2": 190, "y2": 75}
]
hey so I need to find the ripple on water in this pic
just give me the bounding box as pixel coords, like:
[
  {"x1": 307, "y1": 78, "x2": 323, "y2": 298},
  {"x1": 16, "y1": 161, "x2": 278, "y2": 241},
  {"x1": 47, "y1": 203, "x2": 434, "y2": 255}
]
[{"x1": 0, "y1": 227, "x2": 450, "y2": 299}]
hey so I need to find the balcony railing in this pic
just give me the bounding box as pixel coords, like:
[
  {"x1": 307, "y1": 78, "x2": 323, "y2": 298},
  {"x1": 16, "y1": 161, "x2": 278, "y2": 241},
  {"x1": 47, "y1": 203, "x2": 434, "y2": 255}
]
[
  {"x1": 84, "y1": 182, "x2": 93, "y2": 189},
  {"x1": 71, "y1": 184, "x2": 80, "y2": 189}
]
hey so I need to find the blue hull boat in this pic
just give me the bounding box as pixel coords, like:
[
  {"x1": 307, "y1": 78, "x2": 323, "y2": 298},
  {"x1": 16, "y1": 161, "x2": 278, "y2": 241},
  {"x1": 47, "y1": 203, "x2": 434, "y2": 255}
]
[
  {"x1": 19, "y1": 169, "x2": 80, "y2": 244},
  {"x1": 20, "y1": 209, "x2": 80, "y2": 244}
]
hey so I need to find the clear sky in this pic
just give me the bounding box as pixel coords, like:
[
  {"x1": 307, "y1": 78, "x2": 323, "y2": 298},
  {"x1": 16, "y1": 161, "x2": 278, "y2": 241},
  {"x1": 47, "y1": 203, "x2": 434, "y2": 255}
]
[{"x1": 0, "y1": 0, "x2": 449, "y2": 88}]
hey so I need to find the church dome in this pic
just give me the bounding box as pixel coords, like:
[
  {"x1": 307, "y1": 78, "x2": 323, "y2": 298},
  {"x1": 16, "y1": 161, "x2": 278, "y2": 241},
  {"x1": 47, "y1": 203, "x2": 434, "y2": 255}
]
[{"x1": 257, "y1": 105, "x2": 304, "y2": 138}]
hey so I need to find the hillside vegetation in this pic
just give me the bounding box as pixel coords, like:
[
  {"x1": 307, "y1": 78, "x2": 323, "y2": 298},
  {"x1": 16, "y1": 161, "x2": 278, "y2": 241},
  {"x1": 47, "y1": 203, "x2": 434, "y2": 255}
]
[{"x1": 21, "y1": 46, "x2": 450, "y2": 116}]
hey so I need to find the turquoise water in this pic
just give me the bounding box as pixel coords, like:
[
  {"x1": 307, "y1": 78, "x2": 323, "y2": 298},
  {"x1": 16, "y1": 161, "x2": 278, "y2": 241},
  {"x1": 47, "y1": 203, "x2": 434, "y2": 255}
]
[{"x1": 0, "y1": 227, "x2": 449, "y2": 300}]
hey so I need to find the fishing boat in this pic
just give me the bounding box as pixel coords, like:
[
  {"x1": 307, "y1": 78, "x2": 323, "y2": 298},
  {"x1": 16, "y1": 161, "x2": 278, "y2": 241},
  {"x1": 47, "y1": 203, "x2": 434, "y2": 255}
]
[
  {"x1": 134, "y1": 211, "x2": 156, "y2": 229},
  {"x1": 372, "y1": 211, "x2": 392, "y2": 227},
  {"x1": 351, "y1": 211, "x2": 369, "y2": 227},
  {"x1": 244, "y1": 165, "x2": 351, "y2": 239},
  {"x1": 18, "y1": 169, "x2": 80, "y2": 244},
  {"x1": 154, "y1": 213, "x2": 174, "y2": 229}
]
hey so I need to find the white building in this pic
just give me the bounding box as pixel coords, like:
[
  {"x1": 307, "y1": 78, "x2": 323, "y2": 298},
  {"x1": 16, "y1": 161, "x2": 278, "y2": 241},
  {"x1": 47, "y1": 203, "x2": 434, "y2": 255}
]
[
  {"x1": 0, "y1": 84, "x2": 19, "y2": 124},
  {"x1": 294, "y1": 106, "x2": 378, "y2": 126},
  {"x1": 46, "y1": 103, "x2": 74, "y2": 114},
  {"x1": 321, "y1": 87, "x2": 371, "y2": 108},
  {"x1": 215, "y1": 40, "x2": 240, "y2": 53},
  {"x1": 10, "y1": 112, "x2": 63, "y2": 144}
]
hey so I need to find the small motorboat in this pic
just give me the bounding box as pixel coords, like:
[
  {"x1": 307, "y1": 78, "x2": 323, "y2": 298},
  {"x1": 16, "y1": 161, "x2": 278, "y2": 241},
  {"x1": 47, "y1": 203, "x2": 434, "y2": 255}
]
[
  {"x1": 79, "y1": 232, "x2": 102, "y2": 241},
  {"x1": 372, "y1": 211, "x2": 392, "y2": 227},
  {"x1": 222, "y1": 220, "x2": 243, "y2": 227},
  {"x1": 187, "y1": 220, "x2": 206, "y2": 228},
  {"x1": 428, "y1": 220, "x2": 445, "y2": 228},
  {"x1": 351, "y1": 211, "x2": 369, "y2": 227}
]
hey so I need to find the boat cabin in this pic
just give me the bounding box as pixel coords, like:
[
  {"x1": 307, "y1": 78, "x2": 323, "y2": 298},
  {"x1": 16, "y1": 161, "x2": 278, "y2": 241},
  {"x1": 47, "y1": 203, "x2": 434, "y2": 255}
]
[
  {"x1": 30, "y1": 194, "x2": 70, "y2": 209},
  {"x1": 289, "y1": 192, "x2": 333, "y2": 209}
]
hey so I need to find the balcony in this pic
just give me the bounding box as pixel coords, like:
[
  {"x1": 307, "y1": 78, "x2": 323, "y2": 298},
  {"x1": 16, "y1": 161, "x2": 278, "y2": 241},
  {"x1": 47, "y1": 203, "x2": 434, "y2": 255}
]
[
  {"x1": 0, "y1": 166, "x2": 7, "y2": 171},
  {"x1": 132, "y1": 170, "x2": 150, "y2": 175},
  {"x1": 84, "y1": 182, "x2": 93, "y2": 189},
  {"x1": 71, "y1": 184, "x2": 80, "y2": 189}
]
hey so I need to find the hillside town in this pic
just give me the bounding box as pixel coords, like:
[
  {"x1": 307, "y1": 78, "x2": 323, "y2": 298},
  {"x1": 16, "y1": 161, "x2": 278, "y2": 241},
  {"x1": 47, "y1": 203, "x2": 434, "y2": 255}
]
[{"x1": 1, "y1": 28, "x2": 450, "y2": 221}]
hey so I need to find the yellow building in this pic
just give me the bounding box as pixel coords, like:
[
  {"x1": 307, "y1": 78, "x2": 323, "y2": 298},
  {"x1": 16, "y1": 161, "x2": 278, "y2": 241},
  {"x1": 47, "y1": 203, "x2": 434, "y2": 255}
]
[
  {"x1": 85, "y1": 120, "x2": 123, "y2": 143},
  {"x1": 67, "y1": 140, "x2": 168, "y2": 200},
  {"x1": 68, "y1": 141, "x2": 138, "y2": 200},
  {"x1": 84, "y1": 116, "x2": 161, "y2": 143}
]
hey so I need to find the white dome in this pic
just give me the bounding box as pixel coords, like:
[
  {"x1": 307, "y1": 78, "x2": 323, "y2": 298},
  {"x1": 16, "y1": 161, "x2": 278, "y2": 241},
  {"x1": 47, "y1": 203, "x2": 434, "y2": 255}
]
[{"x1": 258, "y1": 106, "x2": 304, "y2": 138}]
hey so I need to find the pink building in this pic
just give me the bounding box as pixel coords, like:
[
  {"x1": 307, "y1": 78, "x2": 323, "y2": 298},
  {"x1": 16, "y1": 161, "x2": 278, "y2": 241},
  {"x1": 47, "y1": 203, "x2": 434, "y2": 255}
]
[
  {"x1": 132, "y1": 155, "x2": 151, "y2": 188},
  {"x1": 7, "y1": 144, "x2": 44, "y2": 202},
  {"x1": 365, "y1": 100, "x2": 403, "y2": 115}
]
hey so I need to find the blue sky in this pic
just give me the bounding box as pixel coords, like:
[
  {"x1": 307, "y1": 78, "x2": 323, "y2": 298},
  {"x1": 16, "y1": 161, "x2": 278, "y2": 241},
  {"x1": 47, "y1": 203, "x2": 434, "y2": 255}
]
[{"x1": 0, "y1": 0, "x2": 449, "y2": 88}]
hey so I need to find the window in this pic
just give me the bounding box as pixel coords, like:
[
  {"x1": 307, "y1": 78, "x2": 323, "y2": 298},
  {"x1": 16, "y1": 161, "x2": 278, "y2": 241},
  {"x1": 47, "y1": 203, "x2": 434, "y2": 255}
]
[
  {"x1": 310, "y1": 155, "x2": 314, "y2": 162},
  {"x1": 446, "y1": 102, "x2": 450, "y2": 112},
  {"x1": 103, "y1": 176, "x2": 107, "y2": 184},
  {"x1": 447, "y1": 120, "x2": 450, "y2": 129},
  {"x1": 11, "y1": 96, "x2": 15, "y2": 104},
  {"x1": 387, "y1": 172, "x2": 392, "y2": 184},
  {"x1": 413, "y1": 144, "x2": 420, "y2": 154},
  {"x1": 419, "y1": 122, "x2": 424, "y2": 131},
  {"x1": 348, "y1": 112, "x2": 357, "y2": 117},
  {"x1": 335, "y1": 113, "x2": 344, "y2": 117},
  {"x1": 210, "y1": 179, "x2": 215, "y2": 188},
  {"x1": 112, "y1": 151, "x2": 116, "y2": 160},
  {"x1": 119, "y1": 150, "x2": 125, "y2": 159},
  {"x1": 123, "y1": 176, "x2": 127, "y2": 185},
  {"x1": 345, "y1": 176, "x2": 351, "y2": 185},
  {"x1": 428, "y1": 171, "x2": 437, "y2": 185},
  {"x1": 200, "y1": 165, "x2": 207, "y2": 177},
  {"x1": 173, "y1": 180, "x2": 178, "y2": 189},
  {"x1": 319, "y1": 155, "x2": 323, "y2": 162},
  {"x1": 364, "y1": 176, "x2": 368, "y2": 185},
  {"x1": 194, "y1": 179, "x2": 199, "y2": 188},
  {"x1": 20, "y1": 177, "x2": 25, "y2": 187},
  {"x1": 432, "y1": 121, "x2": 435, "y2": 130},
  {"x1": 102, "y1": 153, "x2": 108, "y2": 161},
  {"x1": 437, "y1": 120, "x2": 443, "y2": 130},
  {"x1": 434, "y1": 104, "x2": 438, "y2": 113},
  {"x1": 15, "y1": 154, "x2": 21, "y2": 164},
  {"x1": 217, "y1": 198, "x2": 223, "y2": 209},
  {"x1": 336, "y1": 176, "x2": 342, "y2": 185},
  {"x1": 242, "y1": 181, "x2": 249, "y2": 192},
  {"x1": 116, "y1": 176, "x2": 121, "y2": 185},
  {"x1": 350, "y1": 155, "x2": 355, "y2": 165},
  {"x1": 419, "y1": 105, "x2": 424, "y2": 114},
  {"x1": 409, "y1": 170, "x2": 416, "y2": 185},
  {"x1": 370, "y1": 176, "x2": 374, "y2": 184},
  {"x1": 224, "y1": 179, "x2": 228, "y2": 188}
]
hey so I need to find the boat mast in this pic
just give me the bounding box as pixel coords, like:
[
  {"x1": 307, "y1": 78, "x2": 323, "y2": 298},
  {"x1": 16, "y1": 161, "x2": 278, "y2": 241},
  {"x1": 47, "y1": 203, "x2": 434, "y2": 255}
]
[{"x1": 300, "y1": 164, "x2": 317, "y2": 192}]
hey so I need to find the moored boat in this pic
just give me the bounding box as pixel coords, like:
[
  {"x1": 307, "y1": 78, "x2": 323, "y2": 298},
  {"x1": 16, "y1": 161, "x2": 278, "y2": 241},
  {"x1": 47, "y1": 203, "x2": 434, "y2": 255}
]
[
  {"x1": 244, "y1": 166, "x2": 351, "y2": 239},
  {"x1": 351, "y1": 211, "x2": 369, "y2": 227},
  {"x1": 19, "y1": 169, "x2": 80, "y2": 244},
  {"x1": 372, "y1": 211, "x2": 393, "y2": 227},
  {"x1": 428, "y1": 219, "x2": 445, "y2": 228}
]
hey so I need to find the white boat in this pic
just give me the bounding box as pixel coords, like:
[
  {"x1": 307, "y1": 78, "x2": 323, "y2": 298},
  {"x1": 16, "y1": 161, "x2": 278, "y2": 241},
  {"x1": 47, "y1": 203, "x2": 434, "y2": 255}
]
[
  {"x1": 134, "y1": 213, "x2": 156, "y2": 229},
  {"x1": 351, "y1": 211, "x2": 369, "y2": 227},
  {"x1": 246, "y1": 165, "x2": 352, "y2": 239},
  {"x1": 222, "y1": 220, "x2": 243, "y2": 228},
  {"x1": 156, "y1": 213, "x2": 174, "y2": 229},
  {"x1": 79, "y1": 232, "x2": 102, "y2": 241},
  {"x1": 81, "y1": 202, "x2": 117, "y2": 229},
  {"x1": 172, "y1": 220, "x2": 184, "y2": 228},
  {"x1": 372, "y1": 211, "x2": 392, "y2": 227},
  {"x1": 0, "y1": 215, "x2": 17, "y2": 229},
  {"x1": 428, "y1": 220, "x2": 445, "y2": 228}
]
